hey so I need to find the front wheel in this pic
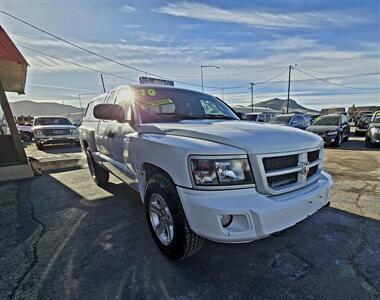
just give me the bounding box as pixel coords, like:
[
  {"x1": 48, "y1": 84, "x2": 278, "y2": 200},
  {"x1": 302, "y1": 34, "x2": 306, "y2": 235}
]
[
  {"x1": 145, "y1": 173, "x2": 204, "y2": 260},
  {"x1": 85, "y1": 147, "x2": 109, "y2": 186},
  {"x1": 333, "y1": 134, "x2": 342, "y2": 147}
]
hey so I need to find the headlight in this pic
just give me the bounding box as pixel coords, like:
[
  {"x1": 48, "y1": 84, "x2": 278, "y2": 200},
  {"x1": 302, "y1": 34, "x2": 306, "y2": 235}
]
[
  {"x1": 326, "y1": 131, "x2": 338, "y2": 136},
  {"x1": 370, "y1": 127, "x2": 380, "y2": 134},
  {"x1": 70, "y1": 128, "x2": 79, "y2": 135},
  {"x1": 34, "y1": 129, "x2": 44, "y2": 135},
  {"x1": 190, "y1": 156, "x2": 254, "y2": 187}
]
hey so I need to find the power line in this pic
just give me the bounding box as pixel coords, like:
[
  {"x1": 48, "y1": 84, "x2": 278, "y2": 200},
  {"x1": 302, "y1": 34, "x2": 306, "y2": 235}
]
[
  {"x1": 294, "y1": 67, "x2": 380, "y2": 90},
  {"x1": 295, "y1": 66, "x2": 380, "y2": 76},
  {"x1": 0, "y1": 10, "x2": 234, "y2": 89},
  {"x1": 255, "y1": 68, "x2": 288, "y2": 85},
  {"x1": 20, "y1": 45, "x2": 137, "y2": 82}
]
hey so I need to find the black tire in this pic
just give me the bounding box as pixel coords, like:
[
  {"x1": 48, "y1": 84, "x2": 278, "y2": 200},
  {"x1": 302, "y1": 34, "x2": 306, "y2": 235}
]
[
  {"x1": 36, "y1": 142, "x2": 44, "y2": 150},
  {"x1": 85, "y1": 147, "x2": 109, "y2": 186},
  {"x1": 343, "y1": 134, "x2": 349, "y2": 142},
  {"x1": 22, "y1": 131, "x2": 33, "y2": 141},
  {"x1": 333, "y1": 134, "x2": 342, "y2": 147},
  {"x1": 145, "y1": 173, "x2": 204, "y2": 260}
]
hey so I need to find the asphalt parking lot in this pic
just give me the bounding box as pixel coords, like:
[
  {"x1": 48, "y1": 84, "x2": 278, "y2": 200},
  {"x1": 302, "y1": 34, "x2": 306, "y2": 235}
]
[{"x1": 1, "y1": 136, "x2": 379, "y2": 299}]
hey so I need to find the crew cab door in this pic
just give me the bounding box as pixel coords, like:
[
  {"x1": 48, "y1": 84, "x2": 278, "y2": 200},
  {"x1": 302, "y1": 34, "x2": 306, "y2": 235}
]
[
  {"x1": 105, "y1": 87, "x2": 138, "y2": 186},
  {"x1": 96, "y1": 89, "x2": 117, "y2": 159}
]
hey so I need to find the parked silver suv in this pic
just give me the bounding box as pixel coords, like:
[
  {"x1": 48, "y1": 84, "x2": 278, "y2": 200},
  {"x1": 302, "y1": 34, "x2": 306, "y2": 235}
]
[{"x1": 32, "y1": 116, "x2": 80, "y2": 150}]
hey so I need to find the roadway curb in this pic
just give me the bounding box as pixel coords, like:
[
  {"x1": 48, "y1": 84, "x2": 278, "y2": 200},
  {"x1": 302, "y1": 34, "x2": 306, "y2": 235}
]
[{"x1": 28, "y1": 154, "x2": 86, "y2": 173}]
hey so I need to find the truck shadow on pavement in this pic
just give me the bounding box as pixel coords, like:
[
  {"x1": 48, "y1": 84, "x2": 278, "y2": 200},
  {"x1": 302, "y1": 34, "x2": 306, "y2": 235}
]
[{"x1": 2, "y1": 170, "x2": 379, "y2": 300}]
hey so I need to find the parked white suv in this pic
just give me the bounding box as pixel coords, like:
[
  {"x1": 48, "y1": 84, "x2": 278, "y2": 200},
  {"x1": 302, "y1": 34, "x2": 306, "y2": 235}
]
[{"x1": 79, "y1": 85, "x2": 333, "y2": 260}]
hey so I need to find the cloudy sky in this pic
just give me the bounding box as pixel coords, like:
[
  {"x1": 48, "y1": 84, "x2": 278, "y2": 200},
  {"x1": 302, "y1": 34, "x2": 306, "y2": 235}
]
[{"x1": 1, "y1": 0, "x2": 379, "y2": 110}]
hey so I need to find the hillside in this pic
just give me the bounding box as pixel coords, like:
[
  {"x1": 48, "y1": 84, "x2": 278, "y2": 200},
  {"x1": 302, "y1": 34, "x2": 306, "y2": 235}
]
[
  {"x1": 9, "y1": 100, "x2": 82, "y2": 117},
  {"x1": 251, "y1": 98, "x2": 319, "y2": 113}
]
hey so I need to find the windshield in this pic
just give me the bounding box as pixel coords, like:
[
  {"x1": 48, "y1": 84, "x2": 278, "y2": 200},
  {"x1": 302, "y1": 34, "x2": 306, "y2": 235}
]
[
  {"x1": 360, "y1": 115, "x2": 372, "y2": 123},
  {"x1": 34, "y1": 117, "x2": 72, "y2": 126},
  {"x1": 372, "y1": 112, "x2": 380, "y2": 123},
  {"x1": 313, "y1": 116, "x2": 340, "y2": 126},
  {"x1": 133, "y1": 87, "x2": 239, "y2": 123},
  {"x1": 269, "y1": 115, "x2": 291, "y2": 124}
]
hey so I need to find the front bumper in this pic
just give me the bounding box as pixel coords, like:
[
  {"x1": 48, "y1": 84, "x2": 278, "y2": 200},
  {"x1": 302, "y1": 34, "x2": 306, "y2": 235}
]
[
  {"x1": 368, "y1": 131, "x2": 380, "y2": 144},
  {"x1": 177, "y1": 170, "x2": 333, "y2": 243},
  {"x1": 321, "y1": 135, "x2": 337, "y2": 145},
  {"x1": 35, "y1": 136, "x2": 79, "y2": 145}
]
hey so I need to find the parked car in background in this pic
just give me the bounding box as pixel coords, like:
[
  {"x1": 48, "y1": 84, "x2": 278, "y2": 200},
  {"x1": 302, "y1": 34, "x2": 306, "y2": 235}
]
[
  {"x1": 32, "y1": 116, "x2": 80, "y2": 150},
  {"x1": 79, "y1": 84, "x2": 332, "y2": 260},
  {"x1": 246, "y1": 112, "x2": 276, "y2": 123},
  {"x1": 269, "y1": 113, "x2": 310, "y2": 129},
  {"x1": 306, "y1": 114, "x2": 350, "y2": 147},
  {"x1": 354, "y1": 111, "x2": 372, "y2": 126},
  {"x1": 17, "y1": 124, "x2": 33, "y2": 141},
  {"x1": 355, "y1": 114, "x2": 373, "y2": 136},
  {"x1": 365, "y1": 111, "x2": 380, "y2": 147}
]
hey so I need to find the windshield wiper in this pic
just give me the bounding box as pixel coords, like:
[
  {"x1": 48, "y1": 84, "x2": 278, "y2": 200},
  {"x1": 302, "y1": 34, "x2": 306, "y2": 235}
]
[{"x1": 203, "y1": 114, "x2": 236, "y2": 120}]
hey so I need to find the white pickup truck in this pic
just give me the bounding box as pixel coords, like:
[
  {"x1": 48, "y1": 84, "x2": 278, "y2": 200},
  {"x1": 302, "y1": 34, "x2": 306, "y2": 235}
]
[{"x1": 79, "y1": 85, "x2": 333, "y2": 260}]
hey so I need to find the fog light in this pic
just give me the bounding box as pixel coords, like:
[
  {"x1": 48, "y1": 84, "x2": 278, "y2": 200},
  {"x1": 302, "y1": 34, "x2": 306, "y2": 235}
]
[{"x1": 221, "y1": 214, "x2": 233, "y2": 227}]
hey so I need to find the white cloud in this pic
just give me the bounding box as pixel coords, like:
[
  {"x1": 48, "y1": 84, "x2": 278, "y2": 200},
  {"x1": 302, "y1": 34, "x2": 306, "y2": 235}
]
[
  {"x1": 258, "y1": 37, "x2": 318, "y2": 50},
  {"x1": 123, "y1": 24, "x2": 142, "y2": 29},
  {"x1": 120, "y1": 5, "x2": 136, "y2": 13},
  {"x1": 178, "y1": 24, "x2": 202, "y2": 30},
  {"x1": 154, "y1": 2, "x2": 371, "y2": 29}
]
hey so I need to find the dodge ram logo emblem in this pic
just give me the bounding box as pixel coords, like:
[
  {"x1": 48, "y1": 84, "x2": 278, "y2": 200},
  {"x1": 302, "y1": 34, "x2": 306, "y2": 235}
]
[{"x1": 301, "y1": 162, "x2": 310, "y2": 175}]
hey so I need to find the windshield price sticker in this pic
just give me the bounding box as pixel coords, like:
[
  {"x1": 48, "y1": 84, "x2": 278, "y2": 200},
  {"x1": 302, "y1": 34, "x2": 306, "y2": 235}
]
[
  {"x1": 138, "y1": 88, "x2": 157, "y2": 97},
  {"x1": 142, "y1": 98, "x2": 173, "y2": 109}
]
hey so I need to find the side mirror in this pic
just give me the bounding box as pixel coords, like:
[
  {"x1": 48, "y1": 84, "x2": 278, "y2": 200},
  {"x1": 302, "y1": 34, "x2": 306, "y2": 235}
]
[
  {"x1": 94, "y1": 104, "x2": 125, "y2": 122},
  {"x1": 235, "y1": 112, "x2": 247, "y2": 120}
]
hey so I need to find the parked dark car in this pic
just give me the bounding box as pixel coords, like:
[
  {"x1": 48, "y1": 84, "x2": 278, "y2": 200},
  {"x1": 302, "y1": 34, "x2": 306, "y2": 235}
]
[
  {"x1": 269, "y1": 113, "x2": 310, "y2": 130},
  {"x1": 246, "y1": 112, "x2": 277, "y2": 123},
  {"x1": 355, "y1": 114, "x2": 373, "y2": 136},
  {"x1": 354, "y1": 111, "x2": 372, "y2": 126},
  {"x1": 306, "y1": 113, "x2": 350, "y2": 147},
  {"x1": 365, "y1": 111, "x2": 380, "y2": 147}
]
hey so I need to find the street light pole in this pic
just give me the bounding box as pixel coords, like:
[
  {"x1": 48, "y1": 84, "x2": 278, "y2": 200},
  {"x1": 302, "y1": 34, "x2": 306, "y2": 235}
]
[
  {"x1": 286, "y1": 64, "x2": 297, "y2": 113},
  {"x1": 78, "y1": 93, "x2": 94, "y2": 115},
  {"x1": 200, "y1": 65, "x2": 220, "y2": 92},
  {"x1": 250, "y1": 82, "x2": 255, "y2": 112}
]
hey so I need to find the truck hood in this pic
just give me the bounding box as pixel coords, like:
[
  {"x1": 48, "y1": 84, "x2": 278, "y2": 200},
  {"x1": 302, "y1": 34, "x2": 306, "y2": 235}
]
[
  {"x1": 307, "y1": 125, "x2": 339, "y2": 134},
  {"x1": 139, "y1": 120, "x2": 322, "y2": 154},
  {"x1": 33, "y1": 125, "x2": 76, "y2": 130}
]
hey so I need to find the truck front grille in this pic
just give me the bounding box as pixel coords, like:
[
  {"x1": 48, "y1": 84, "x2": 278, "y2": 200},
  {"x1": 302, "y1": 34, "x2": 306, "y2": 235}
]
[
  {"x1": 263, "y1": 154, "x2": 298, "y2": 171},
  {"x1": 258, "y1": 148, "x2": 322, "y2": 194},
  {"x1": 44, "y1": 129, "x2": 70, "y2": 136},
  {"x1": 267, "y1": 172, "x2": 298, "y2": 188},
  {"x1": 307, "y1": 150, "x2": 320, "y2": 162}
]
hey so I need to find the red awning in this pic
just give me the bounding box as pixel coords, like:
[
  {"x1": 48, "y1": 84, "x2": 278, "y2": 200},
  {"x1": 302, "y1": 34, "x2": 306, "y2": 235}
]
[
  {"x1": 0, "y1": 25, "x2": 28, "y2": 66},
  {"x1": 0, "y1": 26, "x2": 29, "y2": 93}
]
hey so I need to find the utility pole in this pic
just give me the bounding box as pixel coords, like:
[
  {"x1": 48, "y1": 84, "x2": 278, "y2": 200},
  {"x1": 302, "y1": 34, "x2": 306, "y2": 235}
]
[
  {"x1": 250, "y1": 82, "x2": 255, "y2": 112},
  {"x1": 100, "y1": 73, "x2": 106, "y2": 93},
  {"x1": 286, "y1": 64, "x2": 297, "y2": 113}
]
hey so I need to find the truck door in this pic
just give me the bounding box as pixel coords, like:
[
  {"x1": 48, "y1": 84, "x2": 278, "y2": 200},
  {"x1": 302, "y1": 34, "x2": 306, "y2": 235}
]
[{"x1": 106, "y1": 87, "x2": 137, "y2": 186}]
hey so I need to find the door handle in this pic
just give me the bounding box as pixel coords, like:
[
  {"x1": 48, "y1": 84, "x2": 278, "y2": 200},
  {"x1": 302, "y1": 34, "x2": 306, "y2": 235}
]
[{"x1": 106, "y1": 131, "x2": 115, "y2": 138}]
